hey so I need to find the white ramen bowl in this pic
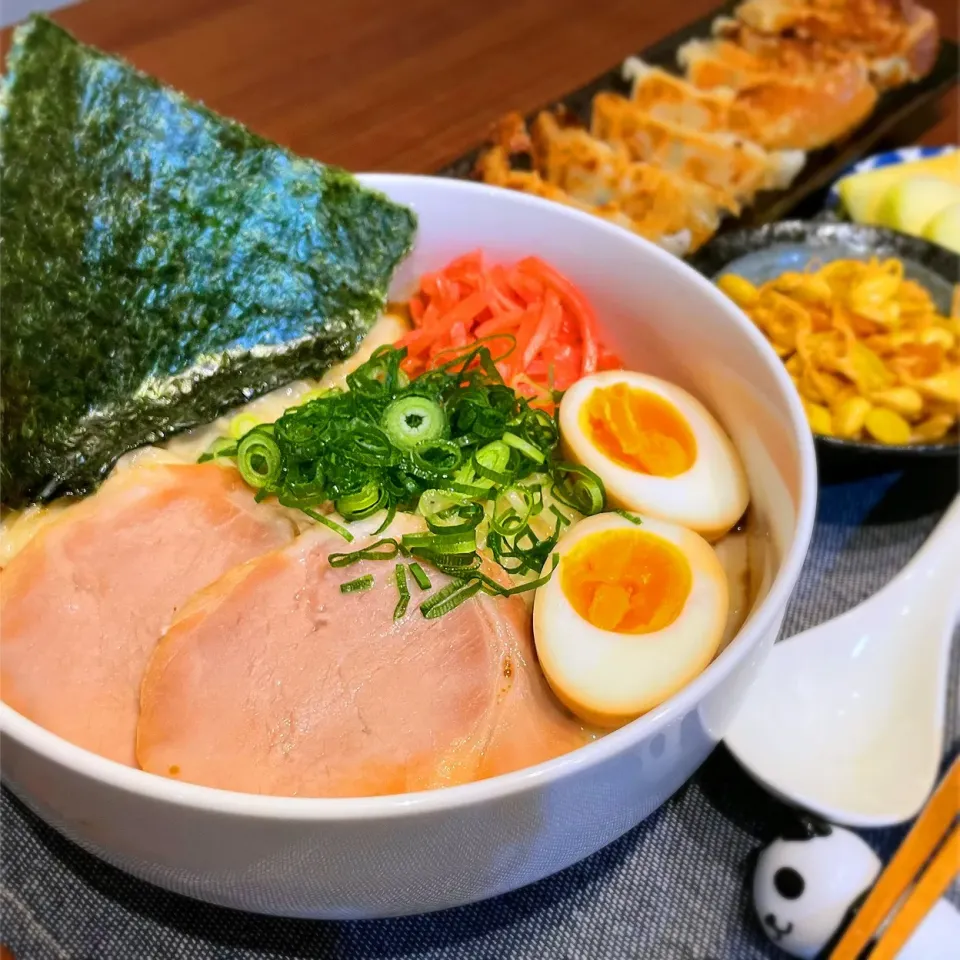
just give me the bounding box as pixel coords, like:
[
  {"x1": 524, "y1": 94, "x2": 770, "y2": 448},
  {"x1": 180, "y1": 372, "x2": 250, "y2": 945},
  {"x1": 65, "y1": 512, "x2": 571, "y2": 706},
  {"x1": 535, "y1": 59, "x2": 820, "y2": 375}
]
[{"x1": 0, "y1": 174, "x2": 817, "y2": 919}]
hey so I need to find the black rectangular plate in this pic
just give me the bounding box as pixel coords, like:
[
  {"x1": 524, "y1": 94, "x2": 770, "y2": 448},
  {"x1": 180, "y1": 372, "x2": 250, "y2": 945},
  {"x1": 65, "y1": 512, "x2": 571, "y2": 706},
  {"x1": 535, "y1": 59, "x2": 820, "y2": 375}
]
[{"x1": 437, "y1": 1, "x2": 959, "y2": 229}]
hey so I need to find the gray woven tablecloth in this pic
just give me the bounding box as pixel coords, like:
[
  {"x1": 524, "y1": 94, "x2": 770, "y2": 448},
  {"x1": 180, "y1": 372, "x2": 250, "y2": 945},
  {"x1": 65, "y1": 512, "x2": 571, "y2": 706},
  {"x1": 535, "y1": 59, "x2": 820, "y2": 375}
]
[{"x1": 2, "y1": 462, "x2": 958, "y2": 960}]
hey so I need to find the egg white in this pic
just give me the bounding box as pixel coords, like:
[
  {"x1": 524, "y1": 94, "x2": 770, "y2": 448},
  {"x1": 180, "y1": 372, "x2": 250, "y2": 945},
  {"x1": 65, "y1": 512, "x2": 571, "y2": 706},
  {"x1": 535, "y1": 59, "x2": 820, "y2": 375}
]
[
  {"x1": 559, "y1": 371, "x2": 749, "y2": 541},
  {"x1": 534, "y1": 512, "x2": 728, "y2": 728}
]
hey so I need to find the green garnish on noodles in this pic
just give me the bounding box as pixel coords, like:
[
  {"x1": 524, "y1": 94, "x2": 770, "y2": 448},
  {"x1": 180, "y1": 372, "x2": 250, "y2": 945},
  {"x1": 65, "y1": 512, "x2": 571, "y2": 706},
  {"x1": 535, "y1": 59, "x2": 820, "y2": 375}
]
[{"x1": 201, "y1": 343, "x2": 608, "y2": 614}]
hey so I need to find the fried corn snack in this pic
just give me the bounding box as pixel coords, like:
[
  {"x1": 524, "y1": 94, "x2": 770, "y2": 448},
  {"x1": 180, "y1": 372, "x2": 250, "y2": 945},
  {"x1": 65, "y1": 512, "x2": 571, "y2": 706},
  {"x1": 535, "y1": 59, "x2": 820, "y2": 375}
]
[{"x1": 718, "y1": 258, "x2": 960, "y2": 444}]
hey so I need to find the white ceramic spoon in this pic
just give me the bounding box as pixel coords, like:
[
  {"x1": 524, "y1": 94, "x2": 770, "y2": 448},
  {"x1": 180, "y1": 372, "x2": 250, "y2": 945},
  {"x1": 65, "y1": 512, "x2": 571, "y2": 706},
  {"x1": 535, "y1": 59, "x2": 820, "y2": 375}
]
[{"x1": 725, "y1": 495, "x2": 960, "y2": 828}]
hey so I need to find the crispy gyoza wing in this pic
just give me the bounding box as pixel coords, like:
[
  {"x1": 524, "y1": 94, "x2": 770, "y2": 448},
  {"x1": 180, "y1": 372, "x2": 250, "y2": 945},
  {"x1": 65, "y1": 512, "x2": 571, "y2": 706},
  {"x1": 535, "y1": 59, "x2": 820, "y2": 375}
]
[
  {"x1": 590, "y1": 92, "x2": 804, "y2": 206},
  {"x1": 731, "y1": 0, "x2": 939, "y2": 88},
  {"x1": 667, "y1": 33, "x2": 877, "y2": 150}
]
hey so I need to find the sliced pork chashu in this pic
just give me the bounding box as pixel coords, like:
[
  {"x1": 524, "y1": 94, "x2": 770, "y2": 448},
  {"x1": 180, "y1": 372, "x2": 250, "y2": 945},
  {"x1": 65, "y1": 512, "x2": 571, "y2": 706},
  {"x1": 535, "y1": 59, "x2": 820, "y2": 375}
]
[
  {"x1": 137, "y1": 521, "x2": 590, "y2": 797},
  {"x1": 0, "y1": 463, "x2": 295, "y2": 765}
]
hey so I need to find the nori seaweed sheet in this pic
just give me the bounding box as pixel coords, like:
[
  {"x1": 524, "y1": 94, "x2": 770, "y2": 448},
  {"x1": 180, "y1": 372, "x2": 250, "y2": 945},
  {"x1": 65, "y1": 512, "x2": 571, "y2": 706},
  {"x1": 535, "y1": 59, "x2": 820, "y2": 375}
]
[{"x1": 0, "y1": 16, "x2": 416, "y2": 507}]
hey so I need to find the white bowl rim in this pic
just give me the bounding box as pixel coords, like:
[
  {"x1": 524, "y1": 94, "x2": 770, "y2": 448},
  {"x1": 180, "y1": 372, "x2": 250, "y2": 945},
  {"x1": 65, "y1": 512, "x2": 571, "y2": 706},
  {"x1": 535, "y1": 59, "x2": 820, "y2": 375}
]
[{"x1": 0, "y1": 174, "x2": 818, "y2": 822}]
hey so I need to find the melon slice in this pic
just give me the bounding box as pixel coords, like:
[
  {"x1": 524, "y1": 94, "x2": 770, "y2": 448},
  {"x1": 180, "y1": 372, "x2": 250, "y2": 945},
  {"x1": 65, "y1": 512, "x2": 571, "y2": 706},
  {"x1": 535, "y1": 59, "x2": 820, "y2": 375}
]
[
  {"x1": 837, "y1": 152, "x2": 960, "y2": 224},
  {"x1": 875, "y1": 177, "x2": 960, "y2": 235},
  {"x1": 922, "y1": 201, "x2": 960, "y2": 254}
]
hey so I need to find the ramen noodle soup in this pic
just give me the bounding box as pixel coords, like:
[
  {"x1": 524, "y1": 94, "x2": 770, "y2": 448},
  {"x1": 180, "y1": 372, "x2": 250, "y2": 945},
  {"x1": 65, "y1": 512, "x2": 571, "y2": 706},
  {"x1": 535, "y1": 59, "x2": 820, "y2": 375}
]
[{"x1": 1, "y1": 252, "x2": 757, "y2": 799}]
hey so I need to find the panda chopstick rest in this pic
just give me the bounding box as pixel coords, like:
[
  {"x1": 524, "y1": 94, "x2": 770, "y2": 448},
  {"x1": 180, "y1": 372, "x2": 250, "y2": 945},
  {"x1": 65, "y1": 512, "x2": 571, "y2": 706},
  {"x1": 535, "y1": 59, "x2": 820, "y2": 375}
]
[
  {"x1": 753, "y1": 757, "x2": 960, "y2": 959},
  {"x1": 753, "y1": 818, "x2": 880, "y2": 959},
  {"x1": 831, "y1": 756, "x2": 959, "y2": 960}
]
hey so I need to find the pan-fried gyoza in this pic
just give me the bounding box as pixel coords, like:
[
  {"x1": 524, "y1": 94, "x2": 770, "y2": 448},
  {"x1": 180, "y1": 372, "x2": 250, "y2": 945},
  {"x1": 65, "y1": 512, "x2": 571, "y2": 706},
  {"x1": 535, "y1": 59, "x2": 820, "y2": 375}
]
[{"x1": 474, "y1": 0, "x2": 939, "y2": 253}]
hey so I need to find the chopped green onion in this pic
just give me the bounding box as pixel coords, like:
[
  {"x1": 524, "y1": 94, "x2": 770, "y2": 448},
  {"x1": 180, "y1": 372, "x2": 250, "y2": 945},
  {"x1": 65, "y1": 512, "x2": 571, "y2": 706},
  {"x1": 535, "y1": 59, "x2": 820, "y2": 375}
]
[
  {"x1": 421, "y1": 579, "x2": 482, "y2": 619},
  {"x1": 340, "y1": 574, "x2": 374, "y2": 594},
  {"x1": 419, "y1": 578, "x2": 465, "y2": 610},
  {"x1": 615, "y1": 510, "x2": 644, "y2": 525},
  {"x1": 221, "y1": 344, "x2": 586, "y2": 606},
  {"x1": 229, "y1": 412, "x2": 264, "y2": 440},
  {"x1": 410, "y1": 548, "x2": 477, "y2": 569},
  {"x1": 434, "y1": 337, "x2": 516, "y2": 375},
  {"x1": 291, "y1": 505, "x2": 353, "y2": 542},
  {"x1": 409, "y1": 439, "x2": 462, "y2": 478},
  {"x1": 413, "y1": 552, "x2": 482, "y2": 578},
  {"x1": 424, "y1": 501, "x2": 484, "y2": 535},
  {"x1": 502, "y1": 431, "x2": 546, "y2": 464},
  {"x1": 473, "y1": 440, "x2": 513, "y2": 484},
  {"x1": 346, "y1": 344, "x2": 405, "y2": 398},
  {"x1": 455, "y1": 570, "x2": 507, "y2": 597},
  {"x1": 198, "y1": 436, "x2": 238, "y2": 463},
  {"x1": 491, "y1": 485, "x2": 535, "y2": 537},
  {"x1": 275, "y1": 407, "x2": 330, "y2": 460},
  {"x1": 237, "y1": 430, "x2": 283, "y2": 490},
  {"x1": 502, "y1": 553, "x2": 559, "y2": 595},
  {"x1": 468, "y1": 405, "x2": 508, "y2": 440},
  {"x1": 408, "y1": 562, "x2": 432, "y2": 591},
  {"x1": 417, "y1": 486, "x2": 479, "y2": 513},
  {"x1": 336, "y1": 481, "x2": 386, "y2": 521},
  {"x1": 373, "y1": 503, "x2": 398, "y2": 535},
  {"x1": 328, "y1": 538, "x2": 400, "y2": 568},
  {"x1": 342, "y1": 422, "x2": 396, "y2": 467},
  {"x1": 551, "y1": 461, "x2": 605, "y2": 516},
  {"x1": 520, "y1": 408, "x2": 559, "y2": 451},
  {"x1": 382, "y1": 395, "x2": 448, "y2": 451},
  {"x1": 283, "y1": 458, "x2": 325, "y2": 504},
  {"x1": 393, "y1": 564, "x2": 410, "y2": 619},
  {"x1": 448, "y1": 480, "x2": 494, "y2": 500},
  {"x1": 487, "y1": 509, "x2": 565, "y2": 577},
  {"x1": 459, "y1": 554, "x2": 559, "y2": 599},
  {"x1": 418, "y1": 489, "x2": 459, "y2": 516},
  {"x1": 401, "y1": 530, "x2": 477, "y2": 555},
  {"x1": 485, "y1": 531, "x2": 527, "y2": 573}
]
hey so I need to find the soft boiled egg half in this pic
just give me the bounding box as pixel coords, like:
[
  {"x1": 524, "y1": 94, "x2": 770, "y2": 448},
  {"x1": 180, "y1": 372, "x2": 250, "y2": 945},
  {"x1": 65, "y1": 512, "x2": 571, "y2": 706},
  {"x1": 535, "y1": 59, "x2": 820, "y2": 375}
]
[
  {"x1": 559, "y1": 371, "x2": 749, "y2": 540},
  {"x1": 533, "y1": 512, "x2": 728, "y2": 728}
]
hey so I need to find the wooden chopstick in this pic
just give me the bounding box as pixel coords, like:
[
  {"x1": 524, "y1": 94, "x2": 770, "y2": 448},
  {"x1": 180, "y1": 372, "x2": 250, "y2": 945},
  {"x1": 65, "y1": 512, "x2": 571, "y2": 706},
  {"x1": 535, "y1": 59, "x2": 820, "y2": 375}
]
[
  {"x1": 829, "y1": 754, "x2": 960, "y2": 960},
  {"x1": 870, "y1": 822, "x2": 959, "y2": 960}
]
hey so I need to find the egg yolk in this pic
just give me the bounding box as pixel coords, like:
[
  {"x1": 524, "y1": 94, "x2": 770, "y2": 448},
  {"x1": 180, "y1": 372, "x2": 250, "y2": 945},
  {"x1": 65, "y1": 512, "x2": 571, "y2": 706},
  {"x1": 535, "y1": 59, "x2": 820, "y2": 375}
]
[
  {"x1": 580, "y1": 383, "x2": 696, "y2": 477},
  {"x1": 560, "y1": 529, "x2": 692, "y2": 634}
]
